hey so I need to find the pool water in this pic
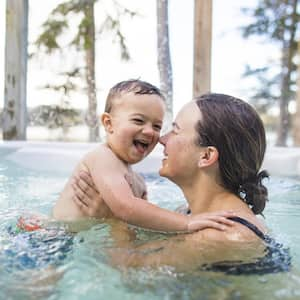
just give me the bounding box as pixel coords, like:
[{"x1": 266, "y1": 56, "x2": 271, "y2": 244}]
[{"x1": 1, "y1": 158, "x2": 300, "y2": 299}]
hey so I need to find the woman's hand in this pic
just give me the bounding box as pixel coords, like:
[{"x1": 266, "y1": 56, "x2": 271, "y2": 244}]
[
  {"x1": 72, "y1": 171, "x2": 111, "y2": 218},
  {"x1": 187, "y1": 211, "x2": 236, "y2": 232},
  {"x1": 72, "y1": 171, "x2": 147, "y2": 218}
]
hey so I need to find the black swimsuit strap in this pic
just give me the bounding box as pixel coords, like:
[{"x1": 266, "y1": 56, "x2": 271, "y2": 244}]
[
  {"x1": 228, "y1": 216, "x2": 267, "y2": 241},
  {"x1": 186, "y1": 210, "x2": 270, "y2": 243},
  {"x1": 202, "y1": 216, "x2": 291, "y2": 275}
]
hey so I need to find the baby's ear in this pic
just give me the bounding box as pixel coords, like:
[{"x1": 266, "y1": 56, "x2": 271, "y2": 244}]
[
  {"x1": 101, "y1": 113, "x2": 113, "y2": 133},
  {"x1": 197, "y1": 146, "x2": 219, "y2": 168}
]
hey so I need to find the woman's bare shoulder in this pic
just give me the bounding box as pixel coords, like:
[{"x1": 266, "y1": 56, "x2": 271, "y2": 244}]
[{"x1": 186, "y1": 214, "x2": 267, "y2": 244}]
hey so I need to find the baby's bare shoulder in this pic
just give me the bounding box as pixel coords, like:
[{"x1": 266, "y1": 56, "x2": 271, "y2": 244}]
[
  {"x1": 84, "y1": 145, "x2": 119, "y2": 165},
  {"x1": 85, "y1": 144, "x2": 111, "y2": 158},
  {"x1": 83, "y1": 144, "x2": 128, "y2": 177}
]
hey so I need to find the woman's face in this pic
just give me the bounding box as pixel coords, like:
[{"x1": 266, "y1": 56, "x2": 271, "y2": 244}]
[{"x1": 159, "y1": 101, "x2": 202, "y2": 184}]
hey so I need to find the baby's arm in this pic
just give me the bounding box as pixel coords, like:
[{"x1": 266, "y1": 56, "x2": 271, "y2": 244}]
[
  {"x1": 73, "y1": 172, "x2": 235, "y2": 232},
  {"x1": 89, "y1": 166, "x2": 189, "y2": 232},
  {"x1": 74, "y1": 151, "x2": 235, "y2": 232}
]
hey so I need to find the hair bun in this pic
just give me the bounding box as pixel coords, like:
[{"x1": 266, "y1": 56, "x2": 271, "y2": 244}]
[{"x1": 240, "y1": 170, "x2": 269, "y2": 214}]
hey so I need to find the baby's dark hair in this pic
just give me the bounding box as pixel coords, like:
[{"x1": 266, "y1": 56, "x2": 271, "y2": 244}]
[
  {"x1": 194, "y1": 93, "x2": 269, "y2": 215},
  {"x1": 104, "y1": 79, "x2": 165, "y2": 113}
]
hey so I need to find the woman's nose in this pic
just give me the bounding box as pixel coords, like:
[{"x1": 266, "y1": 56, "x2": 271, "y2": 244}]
[{"x1": 159, "y1": 132, "x2": 169, "y2": 145}]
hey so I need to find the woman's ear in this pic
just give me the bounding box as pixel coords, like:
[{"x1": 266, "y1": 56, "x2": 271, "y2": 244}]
[
  {"x1": 101, "y1": 113, "x2": 113, "y2": 133},
  {"x1": 198, "y1": 146, "x2": 219, "y2": 168}
]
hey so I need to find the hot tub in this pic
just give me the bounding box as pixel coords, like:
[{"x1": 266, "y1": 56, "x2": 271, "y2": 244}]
[{"x1": 0, "y1": 141, "x2": 299, "y2": 299}]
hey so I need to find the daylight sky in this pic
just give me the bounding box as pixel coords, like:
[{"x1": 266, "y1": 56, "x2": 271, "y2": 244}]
[{"x1": 0, "y1": 0, "x2": 278, "y2": 115}]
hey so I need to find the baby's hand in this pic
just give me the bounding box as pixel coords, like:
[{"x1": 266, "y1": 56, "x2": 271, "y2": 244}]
[{"x1": 187, "y1": 211, "x2": 236, "y2": 232}]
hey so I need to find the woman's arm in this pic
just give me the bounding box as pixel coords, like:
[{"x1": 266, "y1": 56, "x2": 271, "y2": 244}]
[
  {"x1": 107, "y1": 224, "x2": 265, "y2": 270},
  {"x1": 107, "y1": 226, "x2": 253, "y2": 270}
]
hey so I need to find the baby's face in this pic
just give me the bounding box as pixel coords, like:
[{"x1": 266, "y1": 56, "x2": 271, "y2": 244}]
[{"x1": 106, "y1": 92, "x2": 165, "y2": 164}]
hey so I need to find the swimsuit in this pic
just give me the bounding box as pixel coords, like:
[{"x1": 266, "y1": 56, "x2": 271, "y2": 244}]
[
  {"x1": 201, "y1": 216, "x2": 291, "y2": 275},
  {"x1": 228, "y1": 216, "x2": 270, "y2": 241}
]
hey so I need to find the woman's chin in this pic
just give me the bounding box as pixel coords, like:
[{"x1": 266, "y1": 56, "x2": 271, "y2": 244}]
[
  {"x1": 159, "y1": 167, "x2": 169, "y2": 178},
  {"x1": 158, "y1": 167, "x2": 165, "y2": 177}
]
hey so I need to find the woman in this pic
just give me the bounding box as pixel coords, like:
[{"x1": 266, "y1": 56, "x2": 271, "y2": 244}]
[{"x1": 72, "y1": 93, "x2": 290, "y2": 273}]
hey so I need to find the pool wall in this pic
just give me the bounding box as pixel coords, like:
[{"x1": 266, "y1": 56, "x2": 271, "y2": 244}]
[{"x1": 0, "y1": 141, "x2": 299, "y2": 176}]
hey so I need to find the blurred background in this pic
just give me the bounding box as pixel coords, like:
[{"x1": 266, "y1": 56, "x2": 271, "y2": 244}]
[{"x1": 1, "y1": 0, "x2": 299, "y2": 146}]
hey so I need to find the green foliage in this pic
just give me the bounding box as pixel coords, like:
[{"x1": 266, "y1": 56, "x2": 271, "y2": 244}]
[
  {"x1": 35, "y1": 19, "x2": 68, "y2": 53},
  {"x1": 72, "y1": 14, "x2": 94, "y2": 50},
  {"x1": 99, "y1": 15, "x2": 130, "y2": 60},
  {"x1": 29, "y1": 105, "x2": 82, "y2": 129},
  {"x1": 39, "y1": 68, "x2": 83, "y2": 112},
  {"x1": 53, "y1": 0, "x2": 97, "y2": 15},
  {"x1": 35, "y1": 0, "x2": 134, "y2": 57},
  {"x1": 33, "y1": 0, "x2": 137, "y2": 140},
  {"x1": 240, "y1": 0, "x2": 299, "y2": 107},
  {"x1": 241, "y1": 1, "x2": 291, "y2": 41},
  {"x1": 242, "y1": 65, "x2": 280, "y2": 112}
]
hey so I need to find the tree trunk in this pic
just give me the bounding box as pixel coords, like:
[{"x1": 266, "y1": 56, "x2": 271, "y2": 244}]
[
  {"x1": 293, "y1": 39, "x2": 300, "y2": 146},
  {"x1": 3, "y1": 0, "x2": 28, "y2": 140},
  {"x1": 193, "y1": 0, "x2": 212, "y2": 98},
  {"x1": 275, "y1": 0, "x2": 298, "y2": 146},
  {"x1": 276, "y1": 69, "x2": 291, "y2": 146},
  {"x1": 84, "y1": 3, "x2": 99, "y2": 142},
  {"x1": 157, "y1": 0, "x2": 173, "y2": 129}
]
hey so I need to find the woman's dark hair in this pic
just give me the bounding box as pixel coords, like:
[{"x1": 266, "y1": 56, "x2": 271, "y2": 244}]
[{"x1": 194, "y1": 93, "x2": 269, "y2": 214}]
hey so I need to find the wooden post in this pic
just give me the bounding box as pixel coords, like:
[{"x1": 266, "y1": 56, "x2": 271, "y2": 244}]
[
  {"x1": 193, "y1": 0, "x2": 212, "y2": 98},
  {"x1": 293, "y1": 39, "x2": 300, "y2": 146},
  {"x1": 3, "y1": 0, "x2": 28, "y2": 140},
  {"x1": 157, "y1": 0, "x2": 173, "y2": 130}
]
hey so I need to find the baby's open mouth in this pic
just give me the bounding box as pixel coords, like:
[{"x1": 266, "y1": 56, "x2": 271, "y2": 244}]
[{"x1": 133, "y1": 140, "x2": 150, "y2": 153}]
